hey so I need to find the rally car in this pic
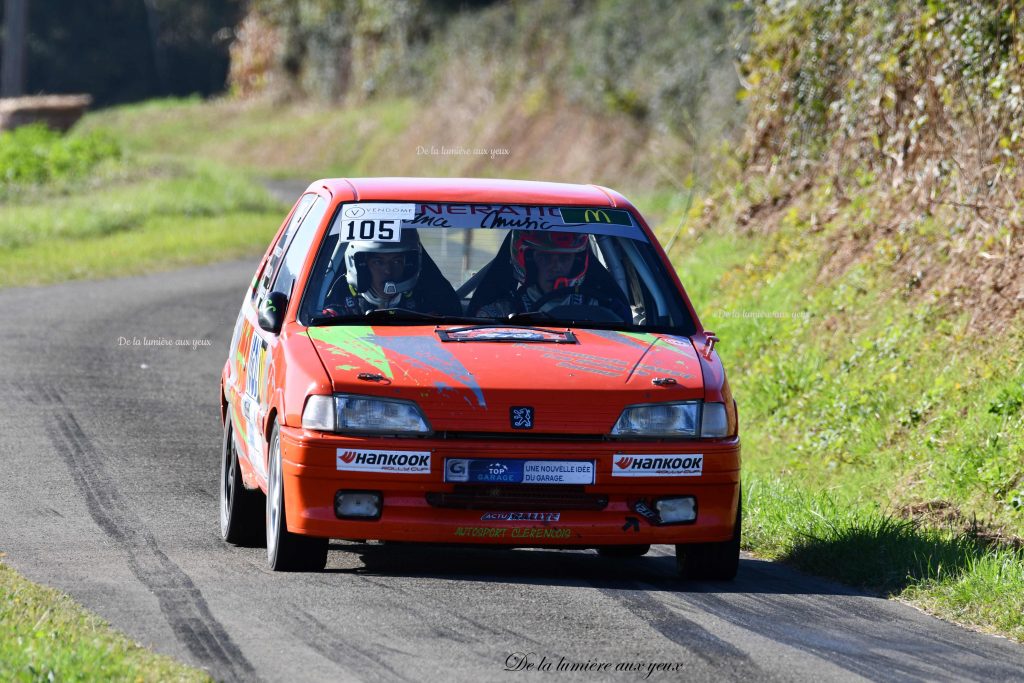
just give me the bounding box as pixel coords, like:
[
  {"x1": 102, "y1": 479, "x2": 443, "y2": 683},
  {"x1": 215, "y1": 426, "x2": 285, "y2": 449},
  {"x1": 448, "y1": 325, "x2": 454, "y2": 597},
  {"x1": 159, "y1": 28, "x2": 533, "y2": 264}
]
[{"x1": 219, "y1": 177, "x2": 740, "y2": 577}]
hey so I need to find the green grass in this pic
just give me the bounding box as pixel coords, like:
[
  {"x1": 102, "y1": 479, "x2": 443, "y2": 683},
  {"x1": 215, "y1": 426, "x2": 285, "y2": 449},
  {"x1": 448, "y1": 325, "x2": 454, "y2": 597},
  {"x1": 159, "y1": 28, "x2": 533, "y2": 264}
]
[
  {"x1": 743, "y1": 476, "x2": 1024, "y2": 641},
  {"x1": 0, "y1": 123, "x2": 121, "y2": 190},
  {"x1": 0, "y1": 151, "x2": 284, "y2": 287},
  {"x1": 659, "y1": 187, "x2": 1024, "y2": 641},
  {"x1": 78, "y1": 96, "x2": 418, "y2": 179},
  {"x1": 0, "y1": 210, "x2": 281, "y2": 287},
  {"x1": 0, "y1": 560, "x2": 210, "y2": 682}
]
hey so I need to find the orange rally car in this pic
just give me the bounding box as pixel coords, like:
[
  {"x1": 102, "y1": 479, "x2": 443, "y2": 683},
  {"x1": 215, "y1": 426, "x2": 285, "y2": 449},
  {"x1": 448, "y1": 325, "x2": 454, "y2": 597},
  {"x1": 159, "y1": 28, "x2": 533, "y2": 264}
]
[{"x1": 219, "y1": 177, "x2": 740, "y2": 576}]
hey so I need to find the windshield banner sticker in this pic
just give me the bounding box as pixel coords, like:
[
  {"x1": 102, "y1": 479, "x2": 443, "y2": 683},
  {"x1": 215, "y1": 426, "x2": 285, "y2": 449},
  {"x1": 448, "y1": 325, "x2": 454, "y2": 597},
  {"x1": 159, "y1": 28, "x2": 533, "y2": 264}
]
[
  {"x1": 558, "y1": 208, "x2": 632, "y2": 226},
  {"x1": 342, "y1": 203, "x2": 416, "y2": 220},
  {"x1": 386, "y1": 204, "x2": 644, "y2": 239}
]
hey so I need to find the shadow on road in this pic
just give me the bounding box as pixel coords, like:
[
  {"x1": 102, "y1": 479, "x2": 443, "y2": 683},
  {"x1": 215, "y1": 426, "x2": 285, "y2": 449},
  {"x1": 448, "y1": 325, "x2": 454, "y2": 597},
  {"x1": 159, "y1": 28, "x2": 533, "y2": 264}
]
[
  {"x1": 319, "y1": 541, "x2": 861, "y2": 596},
  {"x1": 778, "y1": 513, "x2": 1024, "y2": 594}
]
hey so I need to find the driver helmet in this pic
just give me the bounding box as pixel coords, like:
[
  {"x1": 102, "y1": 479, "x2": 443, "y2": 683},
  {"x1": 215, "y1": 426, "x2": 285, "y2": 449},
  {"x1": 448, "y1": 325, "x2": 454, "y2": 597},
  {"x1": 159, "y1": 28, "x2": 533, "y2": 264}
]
[
  {"x1": 510, "y1": 230, "x2": 589, "y2": 289},
  {"x1": 344, "y1": 229, "x2": 422, "y2": 296}
]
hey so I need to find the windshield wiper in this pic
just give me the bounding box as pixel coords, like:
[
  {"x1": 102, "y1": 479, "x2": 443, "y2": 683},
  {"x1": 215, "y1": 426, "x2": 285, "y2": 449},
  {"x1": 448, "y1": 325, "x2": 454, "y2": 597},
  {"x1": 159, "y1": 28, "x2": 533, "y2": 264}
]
[
  {"x1": 308, "y1": 308, "x2": 497, "y2": 326},
  {"x1": 502, "y1": 311, "x2": 634, "y2": 332},
  {"x1": 503, "y1": 311, "x2": 555, "y2": 324},
  {"x1": 361, "y1": 308, "x2": 448, "y2": 322},
  {"x1": 307, "y1": 308, "x2": 446, "y2": 326}
]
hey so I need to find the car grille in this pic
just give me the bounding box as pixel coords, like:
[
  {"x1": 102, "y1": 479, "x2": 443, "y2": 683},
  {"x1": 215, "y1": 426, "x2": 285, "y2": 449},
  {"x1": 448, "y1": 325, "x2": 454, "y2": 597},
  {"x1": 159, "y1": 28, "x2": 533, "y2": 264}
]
[
  {"x1": 436, "y1": 431, "x2": 607, "y2": 442},
  {"x1": 426, "y1": 485, "x2": 608, "y2": 511}
]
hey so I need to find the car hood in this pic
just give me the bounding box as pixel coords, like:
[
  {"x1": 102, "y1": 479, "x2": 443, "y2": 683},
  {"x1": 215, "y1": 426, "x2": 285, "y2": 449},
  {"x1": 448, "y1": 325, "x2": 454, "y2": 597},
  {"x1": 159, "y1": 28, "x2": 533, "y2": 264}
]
[{"x1": 305, "y1": 325, "x2": 705, "y2": 434}]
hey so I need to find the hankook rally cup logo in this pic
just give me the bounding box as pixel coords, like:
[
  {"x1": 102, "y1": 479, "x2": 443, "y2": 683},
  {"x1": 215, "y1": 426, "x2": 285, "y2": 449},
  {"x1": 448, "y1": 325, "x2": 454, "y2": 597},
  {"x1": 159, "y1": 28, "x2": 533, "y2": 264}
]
[
  {"x1": 336, "y1": 449, "x2": 431, "y2": 474},
  {"x1": 612, "y1": 454, "x2": 703, "y2": 477}
]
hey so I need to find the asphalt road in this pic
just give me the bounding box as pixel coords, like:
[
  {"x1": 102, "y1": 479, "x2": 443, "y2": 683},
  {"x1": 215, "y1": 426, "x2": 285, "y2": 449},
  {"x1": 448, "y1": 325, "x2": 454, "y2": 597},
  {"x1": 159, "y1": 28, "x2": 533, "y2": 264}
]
[{"x1": 2, "y1": 259, "x2": 1024, "y2": 683}]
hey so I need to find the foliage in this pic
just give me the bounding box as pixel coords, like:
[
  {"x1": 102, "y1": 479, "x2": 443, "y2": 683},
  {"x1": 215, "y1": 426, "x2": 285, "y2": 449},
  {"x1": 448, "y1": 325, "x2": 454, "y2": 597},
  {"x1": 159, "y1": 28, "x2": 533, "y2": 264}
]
[
  {"x1": 0, "y1": 124, "x2": 121, "y2": 190},
  {"x1": 230, "y1": 0, "x2": 747, "y2": 144},
  {"x1": 743, "y1": 0, "x2": 1023, "y2": 180},
  {"x1": 669, "y1": 157, "x2": 1023, "y2": 639},
  {"x1": 0, "y1": 561, "x2": 210, "y2": 682},
  {"x1": 737, "y1": 0, "x2": 1024, "y2": 324}
]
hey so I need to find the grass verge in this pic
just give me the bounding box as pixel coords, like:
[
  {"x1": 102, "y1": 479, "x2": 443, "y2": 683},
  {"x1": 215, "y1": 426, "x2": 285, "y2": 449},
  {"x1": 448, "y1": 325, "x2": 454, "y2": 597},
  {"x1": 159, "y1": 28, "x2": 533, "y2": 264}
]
[
  {"x1": 0, "y1": 153, "x2": 284, "y2": 288},
  {"x1": 0, "y1": 559, "x2": 210, "y2": 682},
  {"x1": 745, "y1": 476, "x2": 1024, "y2": 641},
  {"x1": 664, "y1": 188, "x2": 1024, "y2": 642}
]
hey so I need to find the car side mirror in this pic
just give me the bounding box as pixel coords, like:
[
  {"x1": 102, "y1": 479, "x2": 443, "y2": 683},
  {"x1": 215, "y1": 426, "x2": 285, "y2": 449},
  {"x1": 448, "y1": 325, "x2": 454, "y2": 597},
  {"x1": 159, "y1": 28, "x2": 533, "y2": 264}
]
[{"x1": 258, "y1": 292, "x2": 288, "y2": 335}]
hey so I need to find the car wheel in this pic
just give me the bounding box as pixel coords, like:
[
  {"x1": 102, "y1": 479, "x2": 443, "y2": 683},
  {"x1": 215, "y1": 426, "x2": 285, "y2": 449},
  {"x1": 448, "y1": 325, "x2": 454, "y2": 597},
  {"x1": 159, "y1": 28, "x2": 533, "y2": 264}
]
[
  {"x1": 266, "y1": 424, "x2": 328, "y2": 571},
  {"x1": 219, "y1": 418, "x2": 265, "y2": 545},
  {"x1": 676, "y1": 495, "x2": 741, "y2": 581},
  {"x1": 597, "y1": 544, "x2": 651, "y2": 557}
]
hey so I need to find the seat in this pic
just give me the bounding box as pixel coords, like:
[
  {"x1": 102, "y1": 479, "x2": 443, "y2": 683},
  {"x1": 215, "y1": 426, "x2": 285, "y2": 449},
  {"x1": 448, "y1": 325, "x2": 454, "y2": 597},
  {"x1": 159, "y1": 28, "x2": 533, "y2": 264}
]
[
  {"x1": 467, "y1": 232, "x2": 516, "y2": 315},
  {"x1": 416, "y1": 249, "x2": 462, "y2": 315}
]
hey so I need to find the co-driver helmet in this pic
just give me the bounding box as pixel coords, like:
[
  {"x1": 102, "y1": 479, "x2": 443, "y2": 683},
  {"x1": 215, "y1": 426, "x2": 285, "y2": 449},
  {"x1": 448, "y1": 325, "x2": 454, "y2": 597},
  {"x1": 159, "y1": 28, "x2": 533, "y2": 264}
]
[{"x1": 510, "y1": 230, "x2": 589, "y2": 289}]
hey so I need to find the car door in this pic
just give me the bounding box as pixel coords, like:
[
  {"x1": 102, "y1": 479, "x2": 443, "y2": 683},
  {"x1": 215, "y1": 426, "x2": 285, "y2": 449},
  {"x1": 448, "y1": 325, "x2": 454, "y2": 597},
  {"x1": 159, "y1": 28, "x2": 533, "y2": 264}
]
[
  {"x1": 237, "y1": 193, "x2": 331, "y2": 484},
  {"x1": 227, "y1": 193, "x2": 319, "y2": 485}
]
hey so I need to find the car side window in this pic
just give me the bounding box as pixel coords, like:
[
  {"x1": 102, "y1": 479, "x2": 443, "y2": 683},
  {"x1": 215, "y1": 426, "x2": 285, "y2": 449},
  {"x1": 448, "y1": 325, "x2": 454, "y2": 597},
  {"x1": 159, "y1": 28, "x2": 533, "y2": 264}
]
[
  {"x1": 270, "y1": 196, "x2": 329, "y2": 299},
  {"x1": 254, "y1": 194, "x2": 317, "y2": 305}
]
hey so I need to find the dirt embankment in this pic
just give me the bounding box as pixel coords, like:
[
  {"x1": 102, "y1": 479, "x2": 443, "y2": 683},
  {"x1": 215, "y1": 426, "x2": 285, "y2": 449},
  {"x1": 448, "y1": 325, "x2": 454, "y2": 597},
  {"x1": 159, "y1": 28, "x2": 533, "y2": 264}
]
[{"x1": 709, "y1": 1, "x2": 1024, "y2": 331}]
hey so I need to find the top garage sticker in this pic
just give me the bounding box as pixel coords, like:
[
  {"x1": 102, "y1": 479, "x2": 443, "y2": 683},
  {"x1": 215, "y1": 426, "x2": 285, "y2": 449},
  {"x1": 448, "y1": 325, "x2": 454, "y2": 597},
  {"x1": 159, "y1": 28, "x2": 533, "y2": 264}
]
[{"x1": 612, "y1": 454, "x2": 703, "y2": 477}]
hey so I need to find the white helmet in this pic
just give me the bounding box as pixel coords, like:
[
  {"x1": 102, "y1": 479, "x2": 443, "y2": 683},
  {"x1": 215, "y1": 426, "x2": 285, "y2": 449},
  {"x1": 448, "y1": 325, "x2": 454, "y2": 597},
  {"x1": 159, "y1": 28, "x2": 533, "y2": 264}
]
[{"x1": 344, "y1": 229, "x2": 422, "y2": 296}]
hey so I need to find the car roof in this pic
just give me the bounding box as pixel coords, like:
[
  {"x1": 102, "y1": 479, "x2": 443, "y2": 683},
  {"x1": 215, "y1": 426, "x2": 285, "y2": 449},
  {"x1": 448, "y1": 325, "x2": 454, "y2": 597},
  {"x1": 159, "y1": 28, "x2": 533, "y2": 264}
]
[{"x1": 307, "y1": 177, "x2": 631, "y2": 208}]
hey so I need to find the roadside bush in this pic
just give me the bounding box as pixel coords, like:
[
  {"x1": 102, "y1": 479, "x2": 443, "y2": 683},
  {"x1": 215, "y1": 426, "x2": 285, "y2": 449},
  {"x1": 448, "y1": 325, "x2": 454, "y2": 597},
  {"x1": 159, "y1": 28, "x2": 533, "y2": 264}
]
[{"x1": 0, "y1": 124, "x2": 121, "y2": 189}]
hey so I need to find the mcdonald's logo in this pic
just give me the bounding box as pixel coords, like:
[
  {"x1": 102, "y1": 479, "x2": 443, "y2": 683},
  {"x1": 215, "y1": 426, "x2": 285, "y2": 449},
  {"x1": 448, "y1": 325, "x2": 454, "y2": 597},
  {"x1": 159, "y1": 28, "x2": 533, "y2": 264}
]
[{"x1": 559, "y1": 207, "x2": 632, "y2": 226}]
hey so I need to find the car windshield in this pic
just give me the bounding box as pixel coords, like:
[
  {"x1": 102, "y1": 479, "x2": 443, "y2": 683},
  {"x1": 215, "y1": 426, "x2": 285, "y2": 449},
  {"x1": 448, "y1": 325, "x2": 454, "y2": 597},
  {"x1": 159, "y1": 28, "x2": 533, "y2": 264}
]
[{"x1": 298, "y1": 202, "x2": 694, "y2": 334}]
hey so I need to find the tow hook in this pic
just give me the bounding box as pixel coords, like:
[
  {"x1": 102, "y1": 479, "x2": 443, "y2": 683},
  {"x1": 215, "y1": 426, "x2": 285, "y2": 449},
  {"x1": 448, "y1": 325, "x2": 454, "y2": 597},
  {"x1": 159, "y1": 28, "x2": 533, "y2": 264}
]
[{"x1": 702, "y1": 331, "x2": 719, "y2": 360}]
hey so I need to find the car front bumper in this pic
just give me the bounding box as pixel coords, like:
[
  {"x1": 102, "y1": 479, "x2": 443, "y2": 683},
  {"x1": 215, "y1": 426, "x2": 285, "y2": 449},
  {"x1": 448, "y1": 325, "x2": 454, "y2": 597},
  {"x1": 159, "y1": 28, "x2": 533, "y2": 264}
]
[{"x1": 279, "y1": 426, "x2": 741, "y2": 547}]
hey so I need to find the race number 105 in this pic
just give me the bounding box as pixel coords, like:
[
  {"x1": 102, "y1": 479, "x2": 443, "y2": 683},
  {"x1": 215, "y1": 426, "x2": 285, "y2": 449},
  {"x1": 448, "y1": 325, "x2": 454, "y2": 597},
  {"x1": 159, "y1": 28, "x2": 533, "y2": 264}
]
[{"x1": 344, "y1": 219, "x2": 401, "y2": 242}]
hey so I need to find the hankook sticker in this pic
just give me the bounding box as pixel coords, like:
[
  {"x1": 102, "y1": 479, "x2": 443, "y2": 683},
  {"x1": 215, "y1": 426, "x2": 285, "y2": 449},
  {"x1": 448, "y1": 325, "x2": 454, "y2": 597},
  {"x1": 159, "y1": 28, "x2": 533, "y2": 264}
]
[
  {"x1": 612, "y1": 454, "x2": 703, "y2": 477},
  {"x1": 337, "y1": 448, "x2": 431, "y2": 474}
]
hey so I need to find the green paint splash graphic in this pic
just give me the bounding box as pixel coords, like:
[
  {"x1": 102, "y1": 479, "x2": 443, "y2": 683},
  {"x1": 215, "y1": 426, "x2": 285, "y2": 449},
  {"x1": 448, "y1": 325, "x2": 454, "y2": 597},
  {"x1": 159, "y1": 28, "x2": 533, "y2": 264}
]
[{"x1": 306, "y1": 326, "x2": 394, "y2": 379}]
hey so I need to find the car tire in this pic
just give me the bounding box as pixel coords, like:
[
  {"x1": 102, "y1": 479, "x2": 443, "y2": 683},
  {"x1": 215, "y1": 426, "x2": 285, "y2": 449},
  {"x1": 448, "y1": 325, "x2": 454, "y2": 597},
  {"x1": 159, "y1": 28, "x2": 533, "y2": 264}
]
[
  {"x1": 219, "y1": 418, "x2": 265, "y2": 546},
  {"x1": 676, "y1": 495, "x2": 741, "y2": 581},
  {"x1": 266, "y1": 424, "x2": 328, "y2": 571},
  {"x1": 597, "y1": 544, "x2": 651, "y2": 557}
]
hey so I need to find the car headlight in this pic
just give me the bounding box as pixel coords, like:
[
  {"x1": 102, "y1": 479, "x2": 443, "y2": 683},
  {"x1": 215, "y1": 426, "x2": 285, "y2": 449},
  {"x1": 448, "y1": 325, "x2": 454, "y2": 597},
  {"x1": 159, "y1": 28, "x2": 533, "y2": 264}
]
[
  {"x1": 302, "y1": 394, "x2": 431, "y2": 435},
  {"x1": 610, "y1": 401, "x2": 729, "y2": 438}
]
